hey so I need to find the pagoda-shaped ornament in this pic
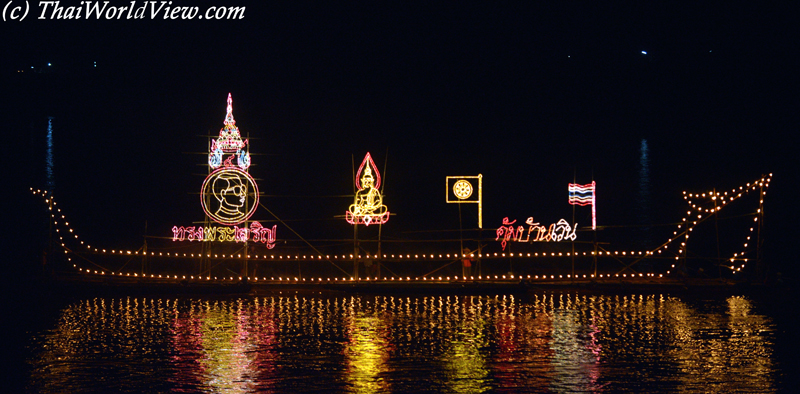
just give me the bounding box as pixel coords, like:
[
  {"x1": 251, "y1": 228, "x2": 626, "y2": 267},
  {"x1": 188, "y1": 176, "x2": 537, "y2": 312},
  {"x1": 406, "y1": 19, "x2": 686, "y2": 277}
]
[
  {"x1": 209, "y1": 93, "x2": 250, "y2": 170},
  {"x1": 201, "y1": 93, "x2": 259, "y2": 226}
]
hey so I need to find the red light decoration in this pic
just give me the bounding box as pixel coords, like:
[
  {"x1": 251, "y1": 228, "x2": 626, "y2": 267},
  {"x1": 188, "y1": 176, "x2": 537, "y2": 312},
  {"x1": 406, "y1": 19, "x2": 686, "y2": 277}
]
[
  {"x1": 172, "y1": 222, "x2": 276, "y2": 248},
  {"x1": 496, "y1": 217, "x2": 577, "y2": 251},
  {"x1": 355, "y1": 152, "x2": 381, "y2": 190},
  {"x1": 346, "y1": 153, "x2": 389, "y2": 226},
  {"x1": 569, "y1": 181, "x2": 596, "y2": 230}
]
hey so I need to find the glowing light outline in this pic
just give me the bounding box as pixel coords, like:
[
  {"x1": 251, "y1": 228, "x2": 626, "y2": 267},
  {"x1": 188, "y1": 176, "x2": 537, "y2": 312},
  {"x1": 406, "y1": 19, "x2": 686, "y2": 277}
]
[
  {"x1": 347, "y1": 152, "x2": 389, "y2": 226},
  {"x1": 172, "y1": 222, "x2": 277, "y2": 248},
  {"x1": 453, "y1": 180, "x2": 473, "y2": 199},
  {"x1": 649, "y1": 174, "x2": 771, "y2": 276},
  {"x1": 569, "y1": 181, "x2": 596, "y2": 230},
  {"x1": 236, "y1": 149, "x2": 250, "y2": 170},
  {"x1": 355, "y1": 152, "x2": 381, "y2": 190},
  {"x1": 495, "y1": 217, "x2": 577, "y2": 251},
  {"x1": 446, "y1": 175, "x2": 483, "y2": 228},
  {"x1": 201, "y1": 167, "x2": 260, "y2": 226},
  {"x1": 215, "y1": 93, "x2": 247, "y2": 153},
  {"x1": 209, "y1": 93, "x2": 250, "y2": 170},
  {"x1": 209, "y1": 144, "x2": 223, "y2": 168}
]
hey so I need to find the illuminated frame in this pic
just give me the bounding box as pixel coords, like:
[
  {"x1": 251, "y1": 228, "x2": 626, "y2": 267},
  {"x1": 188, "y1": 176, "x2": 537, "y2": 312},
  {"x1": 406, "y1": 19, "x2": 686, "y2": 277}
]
[
  {"x1": 346, "y1": 153, "x2": 389, "y2": 226},
  {"x1": 201, "y1": 167, "x2": 260, "y2": 226},
  {"x1": 446, "y1": 175, "x2": 482, "y2": 228}
]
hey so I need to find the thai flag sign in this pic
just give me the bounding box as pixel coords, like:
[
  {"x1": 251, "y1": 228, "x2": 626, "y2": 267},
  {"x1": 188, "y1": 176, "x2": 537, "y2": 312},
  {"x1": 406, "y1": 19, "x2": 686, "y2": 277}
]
[{"x1": 568, "y1": 181, "x2": 596, "y2": 230}]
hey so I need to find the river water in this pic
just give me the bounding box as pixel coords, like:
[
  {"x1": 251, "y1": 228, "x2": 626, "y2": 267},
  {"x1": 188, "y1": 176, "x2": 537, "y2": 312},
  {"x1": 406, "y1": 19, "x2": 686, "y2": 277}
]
[{"x1": 10, "y1": 290, "x2": 797, "y2": 393}]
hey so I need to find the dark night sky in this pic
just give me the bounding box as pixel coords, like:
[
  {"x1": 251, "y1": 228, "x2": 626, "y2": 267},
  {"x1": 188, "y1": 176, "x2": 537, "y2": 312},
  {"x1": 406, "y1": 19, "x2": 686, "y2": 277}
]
[{"x1": 4, "y1": 2, "x2": 797, "y2": 275}]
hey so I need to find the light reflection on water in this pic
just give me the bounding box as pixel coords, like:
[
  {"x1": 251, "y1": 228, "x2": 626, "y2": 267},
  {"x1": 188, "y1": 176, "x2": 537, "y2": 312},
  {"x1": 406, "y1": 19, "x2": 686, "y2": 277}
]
[
  {"x1": 45, "y1": 116, "x2": 55, "y2": 192},
  {"x1": 26, "y1": 293, "x2": 777, "y2": 393}
]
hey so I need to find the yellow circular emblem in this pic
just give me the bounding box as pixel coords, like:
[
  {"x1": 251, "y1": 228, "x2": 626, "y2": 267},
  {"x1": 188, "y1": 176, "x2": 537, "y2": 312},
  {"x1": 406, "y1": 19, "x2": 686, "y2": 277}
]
[
  {"x1": 201, "y1": 167, "x2": 259, "y2": 225},
  {"x1": 453, "y1": 180, "x2": 473, "y2": 200}
]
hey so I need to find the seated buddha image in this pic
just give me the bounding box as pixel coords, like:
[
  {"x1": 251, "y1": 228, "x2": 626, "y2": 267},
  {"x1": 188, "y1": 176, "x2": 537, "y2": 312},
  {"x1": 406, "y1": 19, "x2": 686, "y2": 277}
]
[{"x1": 348, "y1": 166, "x2": 388, "y2": 224}]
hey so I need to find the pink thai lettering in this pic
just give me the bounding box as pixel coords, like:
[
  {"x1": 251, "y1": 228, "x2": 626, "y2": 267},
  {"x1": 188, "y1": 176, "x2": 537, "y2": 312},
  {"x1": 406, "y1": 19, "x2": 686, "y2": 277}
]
[
  {"x1": 186, "y1": 226, "x2": 204, "y2": 241},
  {"x1": 496, "y1": 217, "x2": 578, "y2": 250},
  {"x1": 172, "y1": 226, "x2": 185, "y2": 241},
  {"x1": 495, "y1": 218, "x2": 518, "y2": 251},
  {"x1": 170, "y1": 221, "x2": 277, "y2": 248},
  {"x1": 264, "y1": 226, "x2": 276, "y2": 249},
  {"x1": 249, "y1": 222, "x2": 277, "y2": 249}
]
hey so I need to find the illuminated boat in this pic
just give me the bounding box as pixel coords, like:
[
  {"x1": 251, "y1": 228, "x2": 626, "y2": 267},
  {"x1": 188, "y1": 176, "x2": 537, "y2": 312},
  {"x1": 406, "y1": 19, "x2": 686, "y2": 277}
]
[
  {"x1": 29, "y1": 95, "x2": 774, "y2": 294},
  {"x1": 33, "y1": 171, "x2": 771, "y2": 294}
]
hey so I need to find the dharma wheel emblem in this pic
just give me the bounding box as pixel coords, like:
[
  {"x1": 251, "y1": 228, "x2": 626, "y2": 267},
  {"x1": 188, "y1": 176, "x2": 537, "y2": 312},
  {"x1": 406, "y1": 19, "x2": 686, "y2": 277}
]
[{"x1": 453, "y1": 179, "x2": 473, "y2": 200}]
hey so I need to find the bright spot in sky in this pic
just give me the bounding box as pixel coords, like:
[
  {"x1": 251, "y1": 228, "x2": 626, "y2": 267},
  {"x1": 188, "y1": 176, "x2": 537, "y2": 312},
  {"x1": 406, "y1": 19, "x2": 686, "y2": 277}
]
[
  {"x1": 47, "y1": 63, "x2": 52, "y2": 66},
  {"x1": 641, "y1": 51, "x2": 647, "y2": 55}
]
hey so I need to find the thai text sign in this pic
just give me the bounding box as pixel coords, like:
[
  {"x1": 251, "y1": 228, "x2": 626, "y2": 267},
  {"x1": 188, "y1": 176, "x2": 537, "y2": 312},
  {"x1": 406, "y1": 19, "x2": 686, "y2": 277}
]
[
  {"x1": 496, "y1": 217, "x2": 577, "y2": 251},
  {"x1": 172, "y1": 222, "x2": 276, "y2": 249}
]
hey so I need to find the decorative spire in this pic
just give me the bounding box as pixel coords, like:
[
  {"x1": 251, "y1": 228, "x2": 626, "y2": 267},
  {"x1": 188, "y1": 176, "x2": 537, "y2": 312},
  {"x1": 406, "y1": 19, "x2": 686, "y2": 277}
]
[
  {"x1": 213, "y1": 93, "x2": 246, "y2": 153},
  {"x1": 224, "y1": 93, "x2": 236, "y2": 127},
  {"x1": 209, "y1": 93, "x2": 249, "y2": 169}
]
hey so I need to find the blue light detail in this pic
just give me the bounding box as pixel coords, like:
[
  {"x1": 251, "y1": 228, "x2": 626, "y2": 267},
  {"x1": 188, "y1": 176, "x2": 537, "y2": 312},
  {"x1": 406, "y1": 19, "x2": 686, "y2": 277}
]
[
  {"x1": 237, "y1": 149, "x2": 251, "y2": 170},
  {"x1": 46, "y1": 117, "x2": 54, "y2": 191},
  {"x1": 209, "y1": 147, "x2": 223, "y2": 168}
]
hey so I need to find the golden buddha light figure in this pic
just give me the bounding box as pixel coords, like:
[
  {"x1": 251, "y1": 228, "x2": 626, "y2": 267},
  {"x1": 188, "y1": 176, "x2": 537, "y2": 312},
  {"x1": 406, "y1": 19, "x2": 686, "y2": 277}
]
[{"x1": 347, "y1": 153, "x2": 389, "y2": 226}]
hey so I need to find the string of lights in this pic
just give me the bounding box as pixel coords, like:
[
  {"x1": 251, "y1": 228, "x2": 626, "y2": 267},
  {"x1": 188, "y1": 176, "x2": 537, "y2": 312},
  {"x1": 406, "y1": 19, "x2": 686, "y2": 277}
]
[
  {"x1": 654, "y1": 174, "x2": 771, "y2": 275},
  {"x1": 30, "y1": 173, "x2": 769, "y2": 283}
]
